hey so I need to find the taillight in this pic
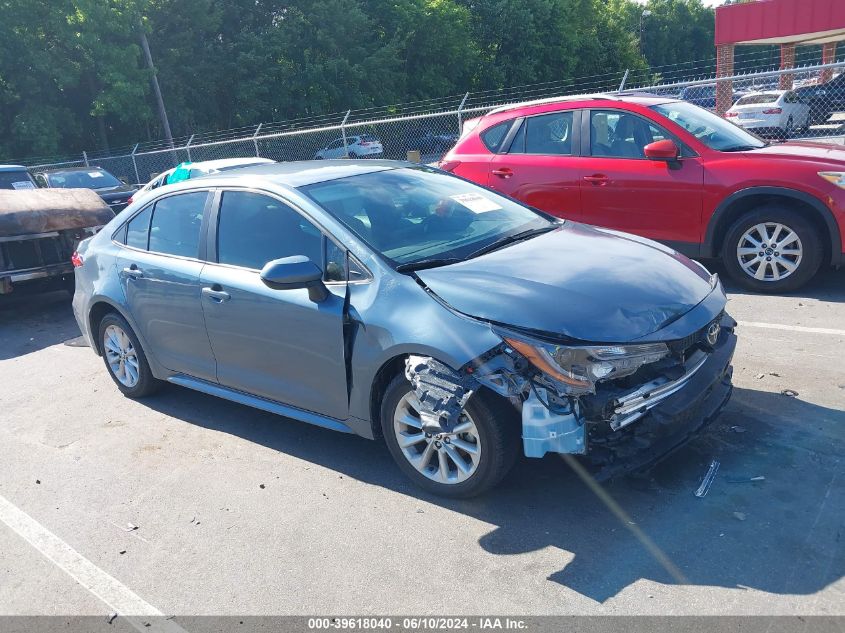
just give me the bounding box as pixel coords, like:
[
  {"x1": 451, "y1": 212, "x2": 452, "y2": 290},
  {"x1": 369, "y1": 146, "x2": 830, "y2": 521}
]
[
  {"x1": 763, "y1": 108, "x2": 782, "y2": 114},
  {"x1": 438, "y1": 160, "x2": 461, "y2": 172},
  {"x1": 359, "y1": 141, "x2": 371, "y2": 147},
  {"x1": 71, "y1": 252, "x2": 83, "y2": 267},
  {"x1": 126, "y1": 195, "x2": 133, "y2": 205},
  {"x1": 725, "y1": 112, "x2": 738, "y2": 117}
]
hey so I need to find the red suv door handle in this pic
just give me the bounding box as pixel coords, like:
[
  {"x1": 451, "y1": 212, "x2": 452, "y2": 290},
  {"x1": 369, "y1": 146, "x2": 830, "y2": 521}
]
[
  {"x1": 583, "y1": 174, "x2": 609, "y2": 185},
  {"x1": 492, "y1": 168, "x2": 513, "y2": 178}
]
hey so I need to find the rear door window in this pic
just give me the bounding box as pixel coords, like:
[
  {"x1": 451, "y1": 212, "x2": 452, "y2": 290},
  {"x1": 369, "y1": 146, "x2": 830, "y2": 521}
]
[
  {"x1": 148, "y1": 192, "x2": 207, "y2": 258},
  {"x1": 514, "y1": 111, "x2": 574, "y2": 155}
]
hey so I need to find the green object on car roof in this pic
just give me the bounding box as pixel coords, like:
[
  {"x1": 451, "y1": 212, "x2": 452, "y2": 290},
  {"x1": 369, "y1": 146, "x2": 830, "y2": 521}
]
[{"x1": 166, "y1": 162, "x2": 194, "y2": 185}]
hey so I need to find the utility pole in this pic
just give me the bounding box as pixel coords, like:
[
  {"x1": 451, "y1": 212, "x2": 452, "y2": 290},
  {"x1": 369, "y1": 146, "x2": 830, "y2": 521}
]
[
  {"x1": 138, "y1": 17, "x2": 174, "y2": 148},
  {"x1": 639, "y1": 9, "x2": 652, "y2": 57}
]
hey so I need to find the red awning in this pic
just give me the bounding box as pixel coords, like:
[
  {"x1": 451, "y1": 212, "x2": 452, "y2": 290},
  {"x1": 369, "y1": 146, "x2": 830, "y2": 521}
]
[{"x1": 715, "y1": 0, "x2": 845, "y2": 46}]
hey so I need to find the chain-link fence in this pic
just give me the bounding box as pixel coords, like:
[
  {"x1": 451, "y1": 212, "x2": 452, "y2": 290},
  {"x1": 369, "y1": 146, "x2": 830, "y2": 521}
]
[{"x1": 14, "y1": 56, "x2": 845, "y2": 185}]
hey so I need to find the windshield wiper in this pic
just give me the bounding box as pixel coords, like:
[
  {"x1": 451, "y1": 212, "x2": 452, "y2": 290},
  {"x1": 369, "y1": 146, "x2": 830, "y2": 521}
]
[
  {"x1": 722, "y1": 144, "x2": 766, "y2": 152},
  {"x1": 395, "y1": 257, "x2": 465, "y2": 273},
  {"x1": 467, "y1": 225, "x2": 558, "y2": 259}
]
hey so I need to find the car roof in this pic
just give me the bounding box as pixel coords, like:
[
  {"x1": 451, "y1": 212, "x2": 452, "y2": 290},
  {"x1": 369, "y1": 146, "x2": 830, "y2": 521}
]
[
  {"x1": 188, "y1": 157, "x2": 275, "y2": 170},
  {"x1": 38, "y1": 166, "x2": 113, "y2": 174},
  {"x1": 737, "y1": 89, "x2": 786, "y2": 96},
  {"x1": 0, "y1": 165, "x2": 28, "y2": 172},
  {"x1": 192, "y1": 159, "x2": 407, "y2": 188},
  {"x1": 485, "y1": 92, "x2": 674, "y2": 116}
]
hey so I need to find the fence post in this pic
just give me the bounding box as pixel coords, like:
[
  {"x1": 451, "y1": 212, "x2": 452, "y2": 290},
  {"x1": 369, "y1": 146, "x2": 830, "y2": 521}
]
[
  {"x1": 457, "y1": 92, "x2": 470, "y2": 135},
  {"x1": 253, "y1": 123, "x2": 263, "y2": 157},
  {"x1": 131, "y1": 144, "x2": 140, "y2": 185},
  {"x1": 185, "y1": 134, "x2": 195, "y2": 162},
  {"x1": 341, "y1": 110, "x2": 351, "y2": 158},
  {"x1": 617, "y1": 69, "x2": 629, "y2": 93},
  {"x1": 82, "y1": 151, "x2": 89, "y2": 167}
]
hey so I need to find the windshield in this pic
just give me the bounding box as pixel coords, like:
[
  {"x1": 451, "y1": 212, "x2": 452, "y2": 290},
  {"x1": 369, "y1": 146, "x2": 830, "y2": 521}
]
[
  {"x1": 651, "y1": 101, "x2": 766, "y2": 151},
  {"x1": 0, "y1": 171, "x2": 36, "y2": 189},
  {"x1": 736, "y1": 93, "x2": 781, "y2": 105},
  {"x1": 47, "y1": 169, "x2": 122, "y2": 189},
  {"x1": 301, "y1": 167, "x2": 553, "y2": 266}
]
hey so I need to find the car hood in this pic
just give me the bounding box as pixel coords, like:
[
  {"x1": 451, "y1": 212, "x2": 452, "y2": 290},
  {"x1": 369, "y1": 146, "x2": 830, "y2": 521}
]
[
  {"x1": 416, "y1": 223, "x2": 716, "y2": 343},
  {"x1": 742, "y1": 141, "x2": 845, "y2": 163}
]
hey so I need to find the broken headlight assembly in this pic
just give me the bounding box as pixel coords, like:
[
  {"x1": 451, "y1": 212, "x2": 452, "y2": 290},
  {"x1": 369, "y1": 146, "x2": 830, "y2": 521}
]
[{"x1": 500, "y1": 333, "x2": 669, "y2": 396}]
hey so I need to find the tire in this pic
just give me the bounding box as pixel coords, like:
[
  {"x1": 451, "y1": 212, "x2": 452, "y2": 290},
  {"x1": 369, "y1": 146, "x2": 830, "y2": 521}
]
[
  {"x1": 781, "y1": 116, "x2": 793, "y2": 140},
  {"x1": 380, "y1": 374, "x2": 519, "y2": 497},
  {"x1": 98, "y1": 312, "x2": 161, "y2": 398},
  {"x1": 721, "y1": 204, "x2": 823, "y2": 293},
  {"x1": 347, "y1": 152, "x2": 358, "y2": 159}
]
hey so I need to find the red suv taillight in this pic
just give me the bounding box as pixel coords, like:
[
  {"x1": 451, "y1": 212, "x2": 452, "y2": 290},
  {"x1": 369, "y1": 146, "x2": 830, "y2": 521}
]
[
  {"x1": 438, "y1": 160, "x2": 461, "y2": 172},
  {"x1": 126, "y1": 195, "x2": 134, "y2": 205},
  {"x1": 725, "y1": 112, "x2": 738, "y2": 117},
  {"x1": 763, "y1": 108, "x2": 782, "y2": 114},
  {"x1": 71, "y1": 252, "x2": 83, "y2": 267}
]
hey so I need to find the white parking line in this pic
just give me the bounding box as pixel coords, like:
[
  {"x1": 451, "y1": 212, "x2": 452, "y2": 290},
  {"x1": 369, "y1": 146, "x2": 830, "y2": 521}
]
[
  {"x1": 0, "y1": 493, "x2": 186, "y2": 632},
  {"x1": 737, "y1": 321, "x2": 845, "y2": 337}
]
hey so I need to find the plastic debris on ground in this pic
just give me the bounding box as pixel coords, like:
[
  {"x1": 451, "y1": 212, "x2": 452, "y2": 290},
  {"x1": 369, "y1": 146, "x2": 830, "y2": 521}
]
[{"x1": 694, "y1": 459, "x2": 720, "y2": 498}]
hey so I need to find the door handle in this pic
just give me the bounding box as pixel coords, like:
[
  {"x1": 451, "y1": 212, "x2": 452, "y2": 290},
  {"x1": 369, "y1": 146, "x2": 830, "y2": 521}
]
[
  {"x1": 491, "y1": 168, "x2": 513, "y2": 178},
  {"x1": 583, "y1": 174, "x2": 609, "y2": 186},
  {"x1": 122, "y1": 265, "x2": 144, "y2": 279},
  {"x1": 202, "y1": 286, "x2": 230, "y2": 303}
]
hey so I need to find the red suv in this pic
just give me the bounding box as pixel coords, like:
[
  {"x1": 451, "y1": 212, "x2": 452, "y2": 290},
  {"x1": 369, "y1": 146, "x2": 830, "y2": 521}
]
[{"x1": 440, "y1": 94, "x2": 845, "y2": 292}]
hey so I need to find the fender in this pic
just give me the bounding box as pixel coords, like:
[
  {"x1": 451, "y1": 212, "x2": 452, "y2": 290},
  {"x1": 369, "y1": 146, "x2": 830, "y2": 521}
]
[
  {"x1": 85, "y1": 294, "x2": 172, "y2": 380},
  {"x1": 702, "y1": 186, "x2": 843, "y2": 265}
]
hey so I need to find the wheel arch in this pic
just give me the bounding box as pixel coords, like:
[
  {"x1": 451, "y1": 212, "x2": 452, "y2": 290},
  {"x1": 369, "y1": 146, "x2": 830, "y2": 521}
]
[{"x1": 703, "y1": 187, "x2": 842, "y2": 265}]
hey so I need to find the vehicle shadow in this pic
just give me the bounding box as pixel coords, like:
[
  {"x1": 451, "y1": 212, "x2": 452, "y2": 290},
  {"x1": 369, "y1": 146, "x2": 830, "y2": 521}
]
[
  {"x1": 706, "y1": 262, "x2": 845, "y2": 303},
  {"x1": 0, "y1": 290, "x2": 81, "y2": 360},
  {"x1": 141, "y1": 382, "x2": 845, "y2": 604}
]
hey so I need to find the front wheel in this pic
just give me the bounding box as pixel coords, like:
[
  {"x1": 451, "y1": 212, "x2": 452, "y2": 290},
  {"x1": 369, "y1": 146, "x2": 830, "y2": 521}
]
[
  {"x1": 721, "y1": 205, "x2": 823, "y2": 293},
  {"x1": 380, "y1": 374, "x2": 519, "y2": 497}
]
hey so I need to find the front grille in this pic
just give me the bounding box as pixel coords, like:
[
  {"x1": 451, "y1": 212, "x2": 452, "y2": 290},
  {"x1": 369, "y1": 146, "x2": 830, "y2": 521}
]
[{"x1": 667, "y1": 313, "x2": 723, "y2": 357}]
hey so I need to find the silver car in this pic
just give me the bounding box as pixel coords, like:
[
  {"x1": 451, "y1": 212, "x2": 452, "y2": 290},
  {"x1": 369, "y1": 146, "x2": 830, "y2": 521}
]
[{"x1": 72, "y1": 161, "x2": 735, "y2": 497}]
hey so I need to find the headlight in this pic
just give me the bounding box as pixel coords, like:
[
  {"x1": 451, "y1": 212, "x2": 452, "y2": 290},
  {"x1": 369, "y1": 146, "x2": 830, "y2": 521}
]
[
  {"x1": 502, "y1": 334, "x2": 669, "y2": 395},
  {"x1": 819, "y1": 172, "x2": 845, "y2": 188}
]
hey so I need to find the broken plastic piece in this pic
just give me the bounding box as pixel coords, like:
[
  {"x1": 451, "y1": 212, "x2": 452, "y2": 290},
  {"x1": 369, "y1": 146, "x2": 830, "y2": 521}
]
[
  {"x1": 405, "y1": 356, "x2": 475, "y2": 433},
  {"x1": 522, "y1": 387, "x2": 585, "y2": 457},
  {"x1": 694, "y1": 459, "x2": 720, "y2": 497}
]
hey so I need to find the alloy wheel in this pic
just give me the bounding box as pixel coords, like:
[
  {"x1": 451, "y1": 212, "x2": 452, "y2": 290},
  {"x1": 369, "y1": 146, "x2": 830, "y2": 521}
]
[
  {"x1": 103, "y1": 324, "x2": 140, "y2": 388},
  {"x1": 393, "y1": 392, "x2": 482, "y2": 485},
  {"x1": 736, "y1": 221, "x2": 803, "y2": 283}
]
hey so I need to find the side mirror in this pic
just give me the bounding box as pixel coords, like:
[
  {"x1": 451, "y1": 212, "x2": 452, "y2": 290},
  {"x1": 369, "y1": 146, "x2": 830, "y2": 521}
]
[
  {"x1": 644, "y1": 139, "x2": 680, "y2": 162},
  {"x1": 260, "y1": 256, "x2": 328, "y2": 302}
]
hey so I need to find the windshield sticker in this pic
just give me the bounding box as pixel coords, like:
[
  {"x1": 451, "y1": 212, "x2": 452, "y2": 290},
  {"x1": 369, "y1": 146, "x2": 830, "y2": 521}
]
[
  {"x1": 88, "y1": 171, "x2": 104, "y2": 178},
  {"x1": 450, "y1": 193, "x2": 502, "y2": 213},
  {"x1": 11, "y1": 181, "x2": 35, "y2": 190}
]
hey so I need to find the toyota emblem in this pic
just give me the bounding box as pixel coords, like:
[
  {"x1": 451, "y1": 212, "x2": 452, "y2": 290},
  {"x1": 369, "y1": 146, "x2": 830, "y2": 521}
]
[{"x1": 706, "y1": 322, "x2": 721, "y2": 346}]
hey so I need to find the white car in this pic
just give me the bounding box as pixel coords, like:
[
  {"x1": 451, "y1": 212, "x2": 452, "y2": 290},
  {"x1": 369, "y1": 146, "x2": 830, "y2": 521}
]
[
  {"x1": 133, "y1": 157, "x2": 276, "y2": 202},
  {"x1": 725, "y1": 90, "x2": 810, "y2": 137},
  {"x1": 314, "y1": 135, "x2": 383, "y2": 159}
]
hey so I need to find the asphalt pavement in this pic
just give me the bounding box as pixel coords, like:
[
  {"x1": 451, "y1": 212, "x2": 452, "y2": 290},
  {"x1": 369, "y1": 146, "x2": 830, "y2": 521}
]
[{"x1": 0, "y1": 268, "x2": 843, "y2": 616}]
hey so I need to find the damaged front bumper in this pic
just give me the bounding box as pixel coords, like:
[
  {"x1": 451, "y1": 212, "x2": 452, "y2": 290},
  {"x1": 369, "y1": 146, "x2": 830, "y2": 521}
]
[{"x1": 405, "y1": 313, "x2": 736, "y2": 480}]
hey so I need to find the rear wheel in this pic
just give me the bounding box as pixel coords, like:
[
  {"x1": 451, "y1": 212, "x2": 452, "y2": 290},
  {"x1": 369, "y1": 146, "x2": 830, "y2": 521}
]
[
  {"x1": 721, "y1": 205, "x2": 823, "y2": 293},
  {"x1": 98, "y1": 312, "x2": 161, "y2": 398},
  {"x1": 380, "y1": 374, "x2": 519, "y2": 497}
]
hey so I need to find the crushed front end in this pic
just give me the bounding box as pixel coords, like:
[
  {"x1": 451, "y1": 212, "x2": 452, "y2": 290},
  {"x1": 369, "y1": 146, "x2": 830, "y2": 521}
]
[{"x1": 406, "y1": 287, "x2": 736, "y2": 480}]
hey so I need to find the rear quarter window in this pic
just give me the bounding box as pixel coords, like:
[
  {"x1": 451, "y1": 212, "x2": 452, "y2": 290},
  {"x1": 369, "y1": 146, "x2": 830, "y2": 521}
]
[{"x1": 480, "y1": 121, "x2": 513, "y2": 153}]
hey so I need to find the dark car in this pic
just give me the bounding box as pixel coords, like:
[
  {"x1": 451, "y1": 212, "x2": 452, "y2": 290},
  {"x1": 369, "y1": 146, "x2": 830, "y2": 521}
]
[
  {"x1": 72, "y1": 160, "x2": 735, "y2": 497},
  {"x1": 35, "y1": 167, "x2": 138, "y2": 214},
  {"x1": 0, "y1": 165, "x2": 37, "y2": 190},
  {"x1": 679, "y1": 84, "x2": 742, "y2": 110},
  {"x1": 406, "y1": 128, "x2": 460, "y2": 155},
  {"x1": 794, "y1": 72, "x2": 845, "y2": 124}
]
